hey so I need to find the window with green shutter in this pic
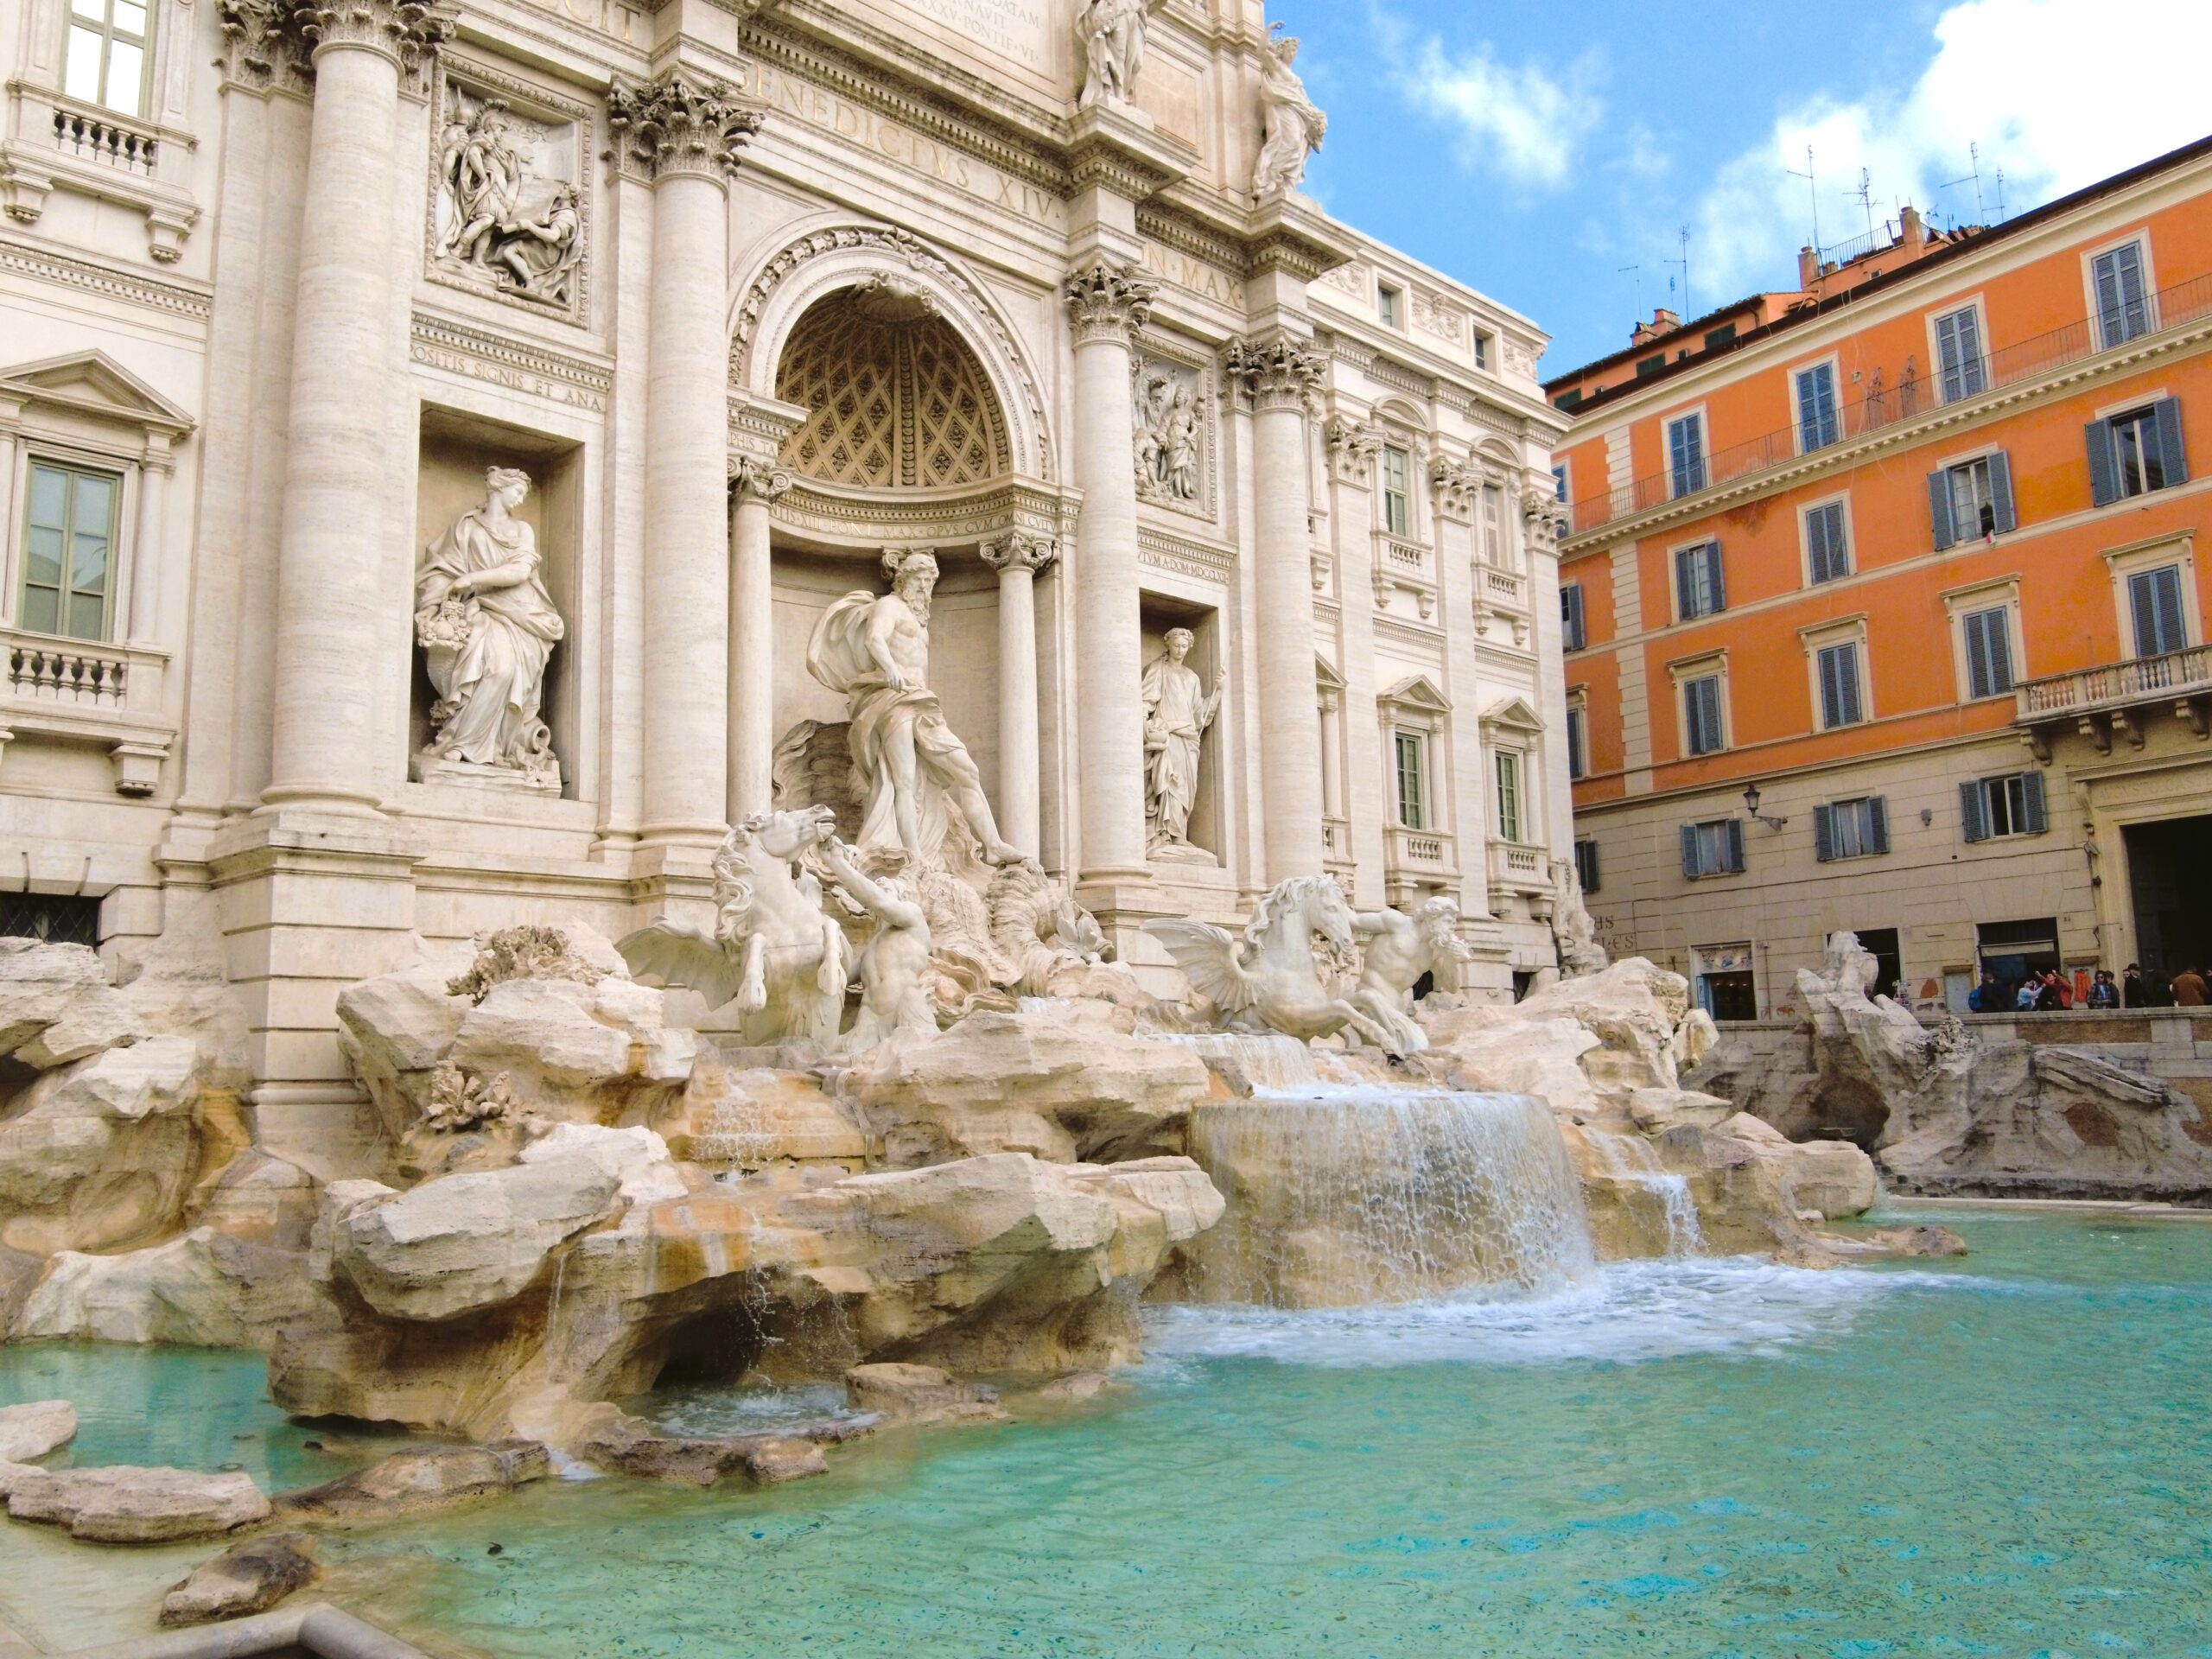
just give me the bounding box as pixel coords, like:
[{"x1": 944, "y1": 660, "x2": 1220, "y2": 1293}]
[
  {"x1": 1961, "y1": 772, "x2": 2047, "y2": 842},
  {"x1": 2093, "y1": 243, "x2": 2151, "y2": 349},
  {"x1": 1394, "y1": 731, "x2": 1427, "y2": 830},
  {"x1": 1816, "y1": 640, "x2": 1865, "y2": 728},
  {"x1": 1935, "y1": 307, "x2": 1986, "y2": 403},
  {"x1": 1682, "y1": 675, "x2": 1725, "y2": 755},
  {"x1": 1961, "y1": 606, "x2": 2015, "y2": 699},
  {"x1": 1814, "y1": 797, "x2": 1890, "y2": 862},
  {"x1": 1805, "y1": 501, "x2": 1849, "y2": 584},
  {"x1": 2092, "y1": 401, "x2": 2189, "y2": 505},
  {"x1": 2129, "y1": 565, "x2": 2188, "y2": 658},
  {"x1": 1796, "y1": 363, "x2": 1840, "y2": 451},
  {"x1": 21, "y1": 461, "x2": 119, "y2": 641},
  {"x1": 1494, "y1": 750, "x2": 1523, "y2": 843},
  {"x1": 1667, "y1": 413, "x2": 1707, "y2": 497}
]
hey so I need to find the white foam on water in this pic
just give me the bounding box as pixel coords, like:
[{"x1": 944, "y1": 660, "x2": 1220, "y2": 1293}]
[
  {"x1": 1145, "y1": 1255, "x2": 2009, "y2": 1370},
  {"x1": 1585, "y1": 1128, "x2": 1705, "y2": 1257}
]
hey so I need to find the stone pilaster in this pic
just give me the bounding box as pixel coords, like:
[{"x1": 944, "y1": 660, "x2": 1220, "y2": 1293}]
[
  {"x1": 727, "y1": 455, "x2": 792, "y2": 824},
  {"x1": 611, "y1": 68, "x2": 763, "y2": 849},
  {"x1": 1063, "y1": 262, "x2": 1156, "y2": 894},
  {"x1": 1226, "y1": 332, "x2": 1326, "y2": 881},
  {"x1": 982, "y1": 531, "x2": 1057, "y2": 860}
]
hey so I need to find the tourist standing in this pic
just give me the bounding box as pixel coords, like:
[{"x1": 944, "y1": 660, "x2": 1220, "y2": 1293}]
[
  {"x1": 2086, "y1": 970, "x2": 2120, "y2": 1009},
  {"x1": 2173, "y1": 965, "x2": 2210, "y2": 1007},
  {"x1": 1968, "y1": 971, "x2": 2003, "y2": 1013},
  {"x1": 2124, "y1": 963, "x2": 2150, "y2": 1007}
]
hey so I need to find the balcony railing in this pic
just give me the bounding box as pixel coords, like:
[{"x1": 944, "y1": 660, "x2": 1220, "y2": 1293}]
[
  {"x1": 2015, "y1": 644, "x2": 2212, "y2": 721},
  {"x1": 51, "y1": 105, "x2": 161, "y2": 175},
  {"x1": 7, "y1": 635, "x2": 134, "y2": 704},
  {"x1": 1, "y1": 626, "x2": 173, "y2": 795},
  {"x1": 1567, "y1": 270, "x2": 2212, "y2": 537},
  {"x1": 1485, "y1": 837, "x2": 1548, "y2": 890}
]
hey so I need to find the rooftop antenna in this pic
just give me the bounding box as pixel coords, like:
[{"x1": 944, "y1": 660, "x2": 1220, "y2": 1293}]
[
  {"x1": 1942, "y1": 143, "x2": 1986, "y2": 226},
  {"x1": 1660, "y1": 226, "x2": 1691, "y2": 317},
  {"x1": 1853, "y1": 168, "x2": 1877, "y2": 245},
  {"x1": 1786, "y1": 146, "x2": 1820, "y2": 263},
  {"x1": 1618, "y1": 262, "x2": 1643, "y2": 321},
  {"x1": 1993, "y1": 167, "x2": 2007, "y2": 223}
]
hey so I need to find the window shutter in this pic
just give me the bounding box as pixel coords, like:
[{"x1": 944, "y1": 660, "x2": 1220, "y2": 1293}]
[
  {"x1": 1675, "y1": 546, "x2": 1696, "y2": 618},
  {"x1": 1987, "y1": 451, "x2": 2017, "y2": 534},
  {"x1": 1562, "y1": 583, "x2": 1586, "y2": 650},
  {"x1": 1704, "y1": 543, "x2": 1726, "y2": 612},
  {"x1": 1961, "y1": 780, "x2": 1988, "y2": 844},
  {"x1": 1724, "y1": 817, "x2": 1745, "y2": 874},
  {"x1": 1986, "y1": 612, "x2": 2013, "y2": 694},
  {"x1": 2022, "y1": 771, "x2": 2049, "y2": 836},
  {"x1": 1929, "y1": 470, "x2": 1956, "y2": 551},
  {"x1": 1681, "y1": 823, "x2": 1700, "y2": 879},
  {"x1": 2087, "y1": 420, "x2": 2120, "y2": 507},
  {"x1": 1964, "y1": 612, "x2": 1993, "y2": 699},
  {"x1": 1868, "y1": 796, "x2": 1890, "y2": 854},
  {"x1": 1814, "y1": 804, "x2": 1836, "y2": 863},
  {"x1": 2154, "y1": 398, "x2": 2190, "y2": 486}
]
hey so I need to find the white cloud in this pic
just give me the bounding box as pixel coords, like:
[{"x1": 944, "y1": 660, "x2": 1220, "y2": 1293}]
[
  {"x1": 1687, "y1": 0, "x2": 2212, "y2": 301},
  {"x1": 1370, "y1": 4, "x2": 1603, "y2": 191}
]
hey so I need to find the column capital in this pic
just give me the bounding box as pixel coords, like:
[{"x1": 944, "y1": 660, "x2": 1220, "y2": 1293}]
[
  {"x1": 1224, "y1": 333, "x2": 1324, "y2": 416},
  {"x1": 728, "y1": 454, "x2": 795, "y2": 504},
  {"x1": 982, "y1": 531, "x2": 1058, "y2": 578},
  {"x1": 1428, "y1": 454, "x2": 1481, "y2": 521},
  {"x1": 1522, "y1": 486, "x2": 1569, "y2": 554},
  {"x1": 608, "y1": 69, "x2": 764, "y2": 184},
  {"x1": 296, "y1": 0, "x2": 455, "y2": 70},
  {"x1": 217, "y1": 0, "x2": 307, "y2": 88},
  {"x1": 1325, "y1": 416, "x2": 1383, "y2": 486},
  {"x1": 1063, "y1": 262, "x2": 1156, "y2": 346}
]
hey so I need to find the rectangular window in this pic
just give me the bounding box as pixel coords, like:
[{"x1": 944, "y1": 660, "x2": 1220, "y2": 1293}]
[
  {"x1": 1495, "y1": 751, "x2": 1523, "y2": 842},
  {"x1": 1381, "y1": 445, "x2": 1411, "y2": 537},
  {"x1": 64, "y1": 0, "x2": 151, "y2": 118},
  {"x1": 1552, "y1": 464, "x2": 1568, "y2": 504},
  {"x1": 1703, "y1": 323, "x2": 1738, "y2": 352},
  {"x1": 1929, "y1": 452, "x2": 2016, "y2": 548},
  {"x1": 1817, "y1": 640, "x2": 1866, "y2": 729},
  {"x1": 2090, "y1": 401, "x2": 2189, "y2": 505},
  {"x1": 1796, "y1": 362, "x2": 1841, "y2": 451},
  {"x1": 1805, "y1": 501, "x2": 1850, "y2": 584},
  {"x1": 1961, "y1": 772, "x2": 2049, "y2": 843},
  {"x1": 1667, "y1": 413, "x2": 1707, "y2": 497},
  {"x1": 1566, "y1": 707, "x2": 1587, "y2": 780},
  {"x1": 1675, "y1": 541, "x2": 1725, "y2": 620},
  {"x1": 1682, "y1": 674, "x2": 1726, "y2": 756},
  {"x1": 1394, "y1": 731, "x2": 1427, "y2": 830},
  {"x1": 2093, "y1": 242, "x2": 2151, "y2": 349},
  {"x1": 21, "y1": 461, "x2": 118, "y2": 641},
  {"x1": 1378, "y1": 284, "x2": 1402, "y2": 328},
  {"x1": 1935, "y1": 307, "x2": 1986, "y2": 403},
  {"x1": 1637, "y1": 355, "x2": 1668, "y2": 380},
  {"x1": 1814, "y1": 796, "x2": 1891, "y2": 862},
  {"x1": 1573, "y1": 837, "x2": 1601, "y2": 895},
  {"x1": 2129, "y1": 564, "x2": 2188, "y2": 658},
  {"x1": 1560, "y1": 582, "x2": 1586, "y2": 652},
  {"x1": 1480, "y1": 484, "x2": 1509, "y2": 569},
  {"x1": 1961, "y1": 605, "x2": 2016, "y2": 699},
  {"x1": 1680, "y1": 817, "x2": 1746, "y2": 879},
  {"x1": 1472, "y1": 333, "x2": 1491, "y2": 371}
]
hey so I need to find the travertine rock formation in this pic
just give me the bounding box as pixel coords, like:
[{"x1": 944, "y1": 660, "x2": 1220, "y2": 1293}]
[
  {"x1": 5, "y1": 1465, "x2": 271, "y2": 1543},
  {"x1": 160, "y1": 1532, "x2": 320, "y2": 1627},
  {"x1": 0, "y1": 1399, "x2": 75, "y2": 1463}
]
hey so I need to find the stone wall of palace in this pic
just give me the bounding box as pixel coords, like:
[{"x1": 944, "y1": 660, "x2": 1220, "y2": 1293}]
[{"x1": 0, "y1": 0, "x2": 1579, "y2": 1099}]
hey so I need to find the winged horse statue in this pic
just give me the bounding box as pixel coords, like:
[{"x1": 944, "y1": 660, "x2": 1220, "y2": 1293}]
[
  {"x1": 618, "y1": 806, "x2": 851, "y2": 1048},
  {"x1": 1144, "y1": 874, "x2": 1408, "y2": 1055}
]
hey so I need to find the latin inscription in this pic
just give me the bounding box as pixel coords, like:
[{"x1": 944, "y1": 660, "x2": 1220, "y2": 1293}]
[
  {"x1": 516, "y1": 0, "x2": 645, "y2": 42},
  {"x1": 893, "y1": 0, "x2": 1052, "y2": 73},
  {"x1": 1140, "y1": 240, "x2": 1246, "y2": 310},
  {"x1": 754, "y1": 65, "x2": 1065, "y2": 231}
]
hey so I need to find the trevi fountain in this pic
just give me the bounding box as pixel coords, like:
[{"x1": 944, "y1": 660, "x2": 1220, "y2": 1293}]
[{"x1": 3, "y1": 0, "x2": 2211, "y2": 1654}]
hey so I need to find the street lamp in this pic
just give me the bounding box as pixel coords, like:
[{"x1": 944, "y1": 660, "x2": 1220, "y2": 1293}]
[{"x1": 1743, "y1": 781, "x2": 1788, "y2": 831}]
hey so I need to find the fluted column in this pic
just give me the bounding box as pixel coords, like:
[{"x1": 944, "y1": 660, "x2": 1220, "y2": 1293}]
[
  {"x1": 610, "y1": 71, "x2": 762, "y2": 847},
  {"x1": 262, "y1": 0, "x2": 454, "y2": 813},
  {"x1": 726, "y1": 457, "x2": 791, "y2": 823},
  {"x1": 982, "y1": 531, "x2": 1057, "y2": 860},
  {"x1": 1228, "y1": 334, "x2": 1326, "y2": 880},
  {"x1": 1063, "y1": 264, "x2": 1157, "y2": 886}
]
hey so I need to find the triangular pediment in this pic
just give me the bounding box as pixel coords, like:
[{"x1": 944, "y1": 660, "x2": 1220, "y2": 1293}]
[
  {"x1": 1480, "y1": 694, "x2": 1545, "y2": 734},
  {"x1": 0, "y1": 351, "x2": 194, "y2": 434},
  {"x1": 1381, "y1": 673, "x2": 1451, "y2": 713},
  {"x1": 1316, "y1": 656, "x2": 1345, "y2": 691}
]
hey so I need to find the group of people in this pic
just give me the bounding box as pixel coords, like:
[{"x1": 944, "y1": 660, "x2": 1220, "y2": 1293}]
[{"x1": 1967, "y1": 963, "x2": 2212, "y2": 1012}]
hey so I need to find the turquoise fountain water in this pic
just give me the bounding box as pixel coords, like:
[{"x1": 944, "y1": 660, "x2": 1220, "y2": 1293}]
[{"x1": 9, "y1": 1205, "x2": 2210, "y2": 1656}]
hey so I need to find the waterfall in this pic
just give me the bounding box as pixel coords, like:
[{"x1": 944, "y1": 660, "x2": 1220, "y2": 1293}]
[
  {"x1": 1157, "y1": 1031, "x2": 1329, "y2": 1092},
  {"x1": 1586, "y1": 1130, "x2": 1705, "y2": 1258},
  {"x1": 1181, "y1": 1087, "x2": 1598, "y2": 1308}
]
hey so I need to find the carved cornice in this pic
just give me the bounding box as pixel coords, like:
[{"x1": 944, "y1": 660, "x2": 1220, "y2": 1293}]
[
  {"x1": 1064, "y1": 262, "x2": 1156, "y2": 347},
  {"x1": 769, "y1": 477, "x2": 1077, "y2": 549},
  {"x1": 981, "y1": 531, "x2": 1058, "y2": 577},
  {"x1": 1138, "y1": 526, "x2": 1235, "y2": 584},
  {"x1": 728, "y1": 454, "x2": 795, "y2": 502},
  {"x1": 296, "y1": 0, "x2": 455, "y2": 69},
  {"x1": 607, "y1": 70, "x2": 763, "y2": 182},
  {"x1": 1135, "y1": 205, "x2": 1249, "y2": 280},
  {"x1": 1325, "y1": 416, "x2": 1382, "y2": 486},
  {"x1": 409, "y1": 310, "x2": 612, "y2": 410},
  {"x1": 0, "y1": 242, "x2": 211, "y2": 321},
  {"x1": 1224, "y1": 334, "x2": 1323, "y2": 416}
]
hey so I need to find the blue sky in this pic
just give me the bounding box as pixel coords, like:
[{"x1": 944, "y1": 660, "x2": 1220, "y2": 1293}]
[{"x1": 1275, "y1": 0, "x2": 2212, "y2": 378}]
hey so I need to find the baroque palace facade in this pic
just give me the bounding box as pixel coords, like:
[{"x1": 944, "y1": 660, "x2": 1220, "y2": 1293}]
[
  {"x1": 1552, "y1": 139, "x2": 2212, "y2": 1018},
  {"x1": 0, "y1": 0, "x2": 1577, "y2": 1109}
]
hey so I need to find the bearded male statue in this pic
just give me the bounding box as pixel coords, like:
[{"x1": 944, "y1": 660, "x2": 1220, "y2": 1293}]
[{"x1": 805, "y1": 549, "x2": 1022, "y2": 870}]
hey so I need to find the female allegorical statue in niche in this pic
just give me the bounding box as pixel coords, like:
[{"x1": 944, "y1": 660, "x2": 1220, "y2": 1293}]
[
  {"x1": 1141, "y1": 626, "x2": 1224, "y2": 856},
  {"x1": 415, "y1": 467, "x2": 565, "y2": 786}
]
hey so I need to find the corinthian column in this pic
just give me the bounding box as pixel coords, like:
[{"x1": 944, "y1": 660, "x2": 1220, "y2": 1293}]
[
  {"x1": 609, "y1": 70, "x2": 762, "y2": 847},
  {"x1": 1063, "y1": 263, "x2": 1156, "y2": 887},
  {"x1": 262, "y1": 0, "x2": 454, "y2": 813},
  {"x1": 1227, "y1": 334, "x2": 1326, "y2": 879},
  {"x1": 981, "y1": 531, "x2": 1057, "y2": 860},
  {"x1": 726, "y1": 456, "x2": 791, "y2": 823}
]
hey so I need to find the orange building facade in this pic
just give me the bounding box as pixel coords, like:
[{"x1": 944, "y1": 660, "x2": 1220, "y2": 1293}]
[{"x1": 1550, "y1": 137, "x2": 2212, "y2": 1017}]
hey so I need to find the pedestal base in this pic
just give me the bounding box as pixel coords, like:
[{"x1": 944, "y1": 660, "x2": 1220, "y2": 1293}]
[{"x1": 411, "y1": 754, "x2": 562, "y2": 796}]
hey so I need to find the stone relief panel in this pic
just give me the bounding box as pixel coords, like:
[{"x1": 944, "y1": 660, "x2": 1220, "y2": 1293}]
[
  {"x1": 1131, "y1": 355, "x2": 1208, "y2": 515},
  {"x1": 428, "y1": 67, "x2": 590, "y2": 318}
]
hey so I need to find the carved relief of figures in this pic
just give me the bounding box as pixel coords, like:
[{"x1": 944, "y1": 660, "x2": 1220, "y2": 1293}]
[
  {"x1": 414, "y1": 467, "x2": 564, "y2": 789},
  {"x1": 432, "y1": 79, "x2": 584, "y2": 309},
  {"x1": 1133, "y1": 362, "x2": 1203, "y2": 505},
  {"x1": 1253, "y1": 27, "x2": 1326, "y2": 195},
  {"x1": 805, "y1": 550, "x2": 1023, "y2": 871},
  {"x1": 1142, "y1": 628, "x2": 1224, "y2": 860},
  {"x1": 1077, "y1": 0, "x2": 1150, "y2": 109}
]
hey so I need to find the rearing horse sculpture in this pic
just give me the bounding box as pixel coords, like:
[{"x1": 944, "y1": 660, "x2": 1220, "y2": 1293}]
[
  {"x1": 1145, "y1": 874, "x2": 1405, "y2": 1055},
  {"x1": 618, "y1": 806, "x2": 851, "y2": 1048}
]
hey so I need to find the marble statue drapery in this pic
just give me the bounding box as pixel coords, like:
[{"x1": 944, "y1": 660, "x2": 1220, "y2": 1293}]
[{"x1": 1141, "y1": 629, "x2": 1223, "y2": 854}]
